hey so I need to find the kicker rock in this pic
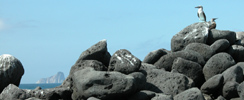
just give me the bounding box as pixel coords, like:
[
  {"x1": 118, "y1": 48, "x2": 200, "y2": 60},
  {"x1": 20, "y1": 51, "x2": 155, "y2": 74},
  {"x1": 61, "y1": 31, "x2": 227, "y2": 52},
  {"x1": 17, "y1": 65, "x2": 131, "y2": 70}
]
[
  {"x1": 0, "y1": 54, "x2": 24, "y2": 93},
  {"x1": 36, "y1": 72, "x2": 65, "y2": 84}
]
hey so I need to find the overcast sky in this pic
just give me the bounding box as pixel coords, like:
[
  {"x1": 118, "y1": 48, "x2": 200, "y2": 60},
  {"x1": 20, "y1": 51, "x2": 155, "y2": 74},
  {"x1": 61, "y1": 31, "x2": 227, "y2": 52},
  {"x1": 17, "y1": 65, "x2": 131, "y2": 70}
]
[{"x1": 1, "y1": 1, "x2": 244, "y2": 83}]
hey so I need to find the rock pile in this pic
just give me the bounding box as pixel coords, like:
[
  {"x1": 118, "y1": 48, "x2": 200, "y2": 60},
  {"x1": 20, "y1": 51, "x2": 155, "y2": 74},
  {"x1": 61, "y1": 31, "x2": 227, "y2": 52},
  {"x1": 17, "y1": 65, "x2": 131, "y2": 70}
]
[{"x1": 1, "y1": 22, "x2": 244, "y2": 100}]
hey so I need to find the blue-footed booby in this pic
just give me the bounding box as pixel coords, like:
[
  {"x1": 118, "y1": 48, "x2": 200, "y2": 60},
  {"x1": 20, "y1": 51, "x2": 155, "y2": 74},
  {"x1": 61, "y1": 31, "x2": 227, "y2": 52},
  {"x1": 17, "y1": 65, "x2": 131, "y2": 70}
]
[
  {"x1": 209, "y1": 18, "x2": 217, "y2": 30},
  {"x1": 195, "y1": 6, "x2": 206, "y2": 22}
]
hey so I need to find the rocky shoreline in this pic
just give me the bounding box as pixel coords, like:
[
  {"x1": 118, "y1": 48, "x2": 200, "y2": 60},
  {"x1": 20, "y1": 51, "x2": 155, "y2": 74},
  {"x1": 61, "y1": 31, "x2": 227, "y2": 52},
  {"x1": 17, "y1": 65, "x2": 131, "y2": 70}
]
[{"x1": 1, "y1": 22, "x2": 244, "y2": 100}]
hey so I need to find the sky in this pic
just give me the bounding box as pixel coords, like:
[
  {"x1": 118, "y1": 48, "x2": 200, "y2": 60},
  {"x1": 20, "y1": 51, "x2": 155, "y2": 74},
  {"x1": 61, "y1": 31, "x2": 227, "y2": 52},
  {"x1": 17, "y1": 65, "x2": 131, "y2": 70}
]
[{"x1": 1, "y1": 1, "x2": 244, "y2": 83}]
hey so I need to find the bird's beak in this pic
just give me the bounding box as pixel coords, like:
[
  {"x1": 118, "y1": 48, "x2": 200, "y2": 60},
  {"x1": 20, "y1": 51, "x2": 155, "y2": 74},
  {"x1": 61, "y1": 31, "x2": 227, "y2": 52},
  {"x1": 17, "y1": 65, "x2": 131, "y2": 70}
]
[{"x1": 195, "y1": 6, "x2": 200, "y2": 8}]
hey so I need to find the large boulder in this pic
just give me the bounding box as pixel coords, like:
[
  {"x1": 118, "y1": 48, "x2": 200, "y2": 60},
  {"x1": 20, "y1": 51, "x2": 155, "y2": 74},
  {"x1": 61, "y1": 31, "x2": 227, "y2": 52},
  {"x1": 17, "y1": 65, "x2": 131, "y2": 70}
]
[
  {"x1": 154, "y1": 50, "x2": 205, "y2": 71},
  {"x1": 70, "y1": 60, "x2": 107, "y2": 74},
  {"x1": 185, "y1": 43, "x2": 215, "y2": 61},
  {"x1": 71, "y1": 67, "x2": 138, "y2": 100},
  {"x1": 171, "y1": 22, "x2": 210, "y2": 51},
  {"x1": 200, "y1": 74, "x2": 224, "y2": 96},
  {"x1": 207, "y1": 29, "x2": 236, "y2": 45},
  {"x1": 0, "y1": 54, "x2": 24, "y2": 93},
  {"x1": 0, "y1": 84, "x2": 30, "y2": 100},
  {"x1": 143, "y1": 49, "x2": 169, "y2": 64},
  {"x1": 227, "y1": 45, "x2": 244, "y2": 62},
  {"x1": 222, "y1": 66, "x2": 243, "y2": 83},
  {"x1": 203, "y1": 53, "x2": 235, "y2": 80},
  {"x1": 75, "y1": 39, "x2": 111, "y2": 66},
  {"x1": 108, "y1": 49, "x2": 141, "y2": 74},
  {"x1": 210, "y1": 39, "x2": 230, "y2": 53},
  {"x1": 235, "y1": 32, "x2": 244, "y2": 46},
  {"x1": 173, "y1": 88, "x2": 205, "y2": 100},
  {"x1": 145, "y1": 68, "x2": 194, "y2": 96},
  {"x1": 222, "y1": 81, "x2": 239, "y2": 99},
  {"x1": 172, "y1": 57, "x2": 204, "y2": 87},
  {"x1": 237, "y1": 82, "x2": 244, "y2": 100}
]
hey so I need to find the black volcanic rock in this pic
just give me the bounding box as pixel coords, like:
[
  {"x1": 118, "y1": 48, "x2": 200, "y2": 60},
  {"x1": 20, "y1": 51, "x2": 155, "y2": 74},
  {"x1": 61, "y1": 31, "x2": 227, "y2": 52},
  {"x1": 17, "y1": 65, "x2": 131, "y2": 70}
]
[
  {"x1": 75, "y1": 39, "x2": 111, "y2": 67},
  {"x1": 203, "y1": 53, "x2": 236, "y2": 80},
  {"x1": 154, "y1": 50, "x2": 205, "y2": 71},
  {"x1": 128, "y1": 90, "x2": 155, "y2": 100},
  {"x1": 237, "y1": 81, "x2": 244, "y2": 100},
  {"x1": 143, "y1": 49, "x2": 169, "y2": 64},
  {"x1": 0, "y1": 54, "x2": 24, "y2": 93},
  {"x1": 235, "y1": 32, "x2": 244, "y2": 46},
  {"x1": 185, "y1": 43, "x2": 215, "y2": 61},
  {"x1": 171, "y1": 22, "x2": 210, "y2": 51},
  {"x1": 200, "y1": 74, "x2": 224, "y2": 95},
  {"x1": 222, "y1": 65, "x2": 243, "y2": 84},
  {"x1": 172, "y1": 57, "x2": 204, "y2": 87},
  {"x1": 222, "y1": 81, "x2": 239, "y2": 99},
  {"x1": 71, "y1": 67, "x2": 137, "y2": 100},
  {"x1": 207, "y1": 29, "x2": 236, "y2": 45},
  {"x1": 108, "y1": 49, "x2": 141, "y2": 74},
  {"x1": 145, "y1": 68, "x2": 194, "y2": 96},
  {"x1": 70, "y1": 60, "x2": 107, "y2": 74},
  {"x1": 36, "y1": 72, "x2": 65, "y2": 84},
  {"x1": 151, "y1": 93, "x2": 173, "y2": 100},
  {"x1": 227, "y1": 45, "x2": 244, "y2": 62},
  {"x1": 210, "y1": 39, "x2": 230, "y2": 53},
  {"x1": 0, "y1": 84, "x2": 30, "y2": 100},
  {"x1": 173, "y1": 88, "x2": 205, "y2": 100}
]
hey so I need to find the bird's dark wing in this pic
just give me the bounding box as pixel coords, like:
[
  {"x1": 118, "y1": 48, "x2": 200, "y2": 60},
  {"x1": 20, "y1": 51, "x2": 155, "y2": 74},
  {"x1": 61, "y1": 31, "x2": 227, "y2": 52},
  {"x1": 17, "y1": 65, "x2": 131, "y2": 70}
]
[
  {"x1": 197, "y1": 13, "x2": 199, "y2": 18},
  {"x1": 209, "y1": 23, "x2": 216, "y2": 30},
  {"x1": 203, "y1": 12, "x2": 206, "y2": 22}
]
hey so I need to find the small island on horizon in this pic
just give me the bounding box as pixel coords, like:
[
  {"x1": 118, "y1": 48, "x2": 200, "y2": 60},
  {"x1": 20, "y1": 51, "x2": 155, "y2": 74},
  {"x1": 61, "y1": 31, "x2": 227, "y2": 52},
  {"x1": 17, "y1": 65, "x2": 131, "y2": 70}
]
[{"x1": 36, "y1": 72, "x2": 65, "y2": 84}]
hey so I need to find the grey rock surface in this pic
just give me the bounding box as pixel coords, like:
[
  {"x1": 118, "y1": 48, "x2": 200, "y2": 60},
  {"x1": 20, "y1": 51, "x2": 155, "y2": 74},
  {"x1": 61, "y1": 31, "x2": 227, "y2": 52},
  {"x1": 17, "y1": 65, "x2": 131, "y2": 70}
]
[
  {"x1": 210, "y1": 39, "x2": 230, "y2": 53},
  {"x1": 171, "y1": 22, "x2": 210, "y2": 51},
  {"x1": 185, "y1": 43, "x2": 215, "y2": 61},
  {"x1": 237, "y1": 82, "x2": 244, "y2": 100},
  {"x1": 207, "y1": 29, "x2": 236, "y2": 45},
  {"x1": 235, "y1": 32, "x2": 244, "y2": 46},
  {"x1": 203, "y1": 53, "x2": 235, "y2": 80},
  {"x1": 172, "y1": 57, "x2": 203, "y2": 87},
  {"x1": 222, "y1": 81, "x2": 239, "y2": 100},
  {"x1": 128, "y1": 90, "x2": 155, "y2": 100},
  {"x1": 143, "y1": 49, "x2": 169, "y2": 64},
  {"x1": 154, "y1": 50, "x2": 205, "y2": 71},
  {"x1": 0, "y1": 84, "x2": 30, "y2": 100},
  {"x1": 151, "y1": 93, "x2": 173, "y2": 100},
  {"x1": 75, "y1": 39, "x2": 111, "y2": 67},
  {"x1": 200, "y1": 74, "x2": 223, "y2": 95},
  {"x1": 173, "y1": 88, "x2": 205, "y2": 100},
  {"x1": 108, "y1": 49, "x2": 141, "y2": 74},
  {"x1": 71, "y1": 67, "x2": 137, "y2": 100},
  {"x1": 0, "y1": 54, "x2": 24, "y2": 93},
  {"x1": 227, "y1": 45, "x2": 244, "y2": 62},
  {"x1": 145, "y1": 68, "x2": 194, "y2": 96},
  {"x1": 222, "y1": 66, "x2": 243, "y2": 83}
]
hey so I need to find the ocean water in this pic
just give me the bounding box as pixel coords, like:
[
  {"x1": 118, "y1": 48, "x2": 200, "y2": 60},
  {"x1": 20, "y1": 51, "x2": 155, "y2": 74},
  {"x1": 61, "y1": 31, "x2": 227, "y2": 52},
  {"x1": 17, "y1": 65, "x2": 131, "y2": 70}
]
[{"x1": 19, "y1": 83, "x2": 62, "y2": 90}]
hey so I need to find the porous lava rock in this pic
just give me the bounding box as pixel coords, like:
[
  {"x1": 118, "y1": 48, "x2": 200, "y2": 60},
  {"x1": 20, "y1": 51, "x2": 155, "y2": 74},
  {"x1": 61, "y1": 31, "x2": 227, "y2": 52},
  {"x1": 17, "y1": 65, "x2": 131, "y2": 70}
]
[{"x1": 0, "y1": 54, "x2": 24, "y2": 93}]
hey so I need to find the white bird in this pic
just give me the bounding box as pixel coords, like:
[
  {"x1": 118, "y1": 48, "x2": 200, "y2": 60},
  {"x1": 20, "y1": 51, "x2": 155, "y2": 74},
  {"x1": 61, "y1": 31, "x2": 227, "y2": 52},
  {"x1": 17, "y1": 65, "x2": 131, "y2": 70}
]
[{"x1": 195, "y1": 6, "x2": 206, "y2": 22}]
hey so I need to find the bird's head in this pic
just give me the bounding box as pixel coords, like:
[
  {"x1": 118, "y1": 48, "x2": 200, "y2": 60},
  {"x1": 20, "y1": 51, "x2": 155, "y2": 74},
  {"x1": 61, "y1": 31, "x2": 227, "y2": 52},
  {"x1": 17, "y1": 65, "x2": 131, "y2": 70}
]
[
  {"x1": 195, "y1": 6, "x2": 203, "y2": 9},
  {"x1": 212, "y1": 18, "x2": 218, "y2": 22}
]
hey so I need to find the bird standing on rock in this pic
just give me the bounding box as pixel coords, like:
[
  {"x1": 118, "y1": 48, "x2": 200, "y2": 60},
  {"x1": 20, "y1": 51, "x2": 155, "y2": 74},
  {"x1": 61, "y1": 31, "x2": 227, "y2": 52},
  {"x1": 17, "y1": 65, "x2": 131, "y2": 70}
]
[
  {"x1": 195, "y1": 6, "x2": 206, "y2": 22},
  {"x1": 209, "y1": 18, "x2": 217, "y2": 30}
]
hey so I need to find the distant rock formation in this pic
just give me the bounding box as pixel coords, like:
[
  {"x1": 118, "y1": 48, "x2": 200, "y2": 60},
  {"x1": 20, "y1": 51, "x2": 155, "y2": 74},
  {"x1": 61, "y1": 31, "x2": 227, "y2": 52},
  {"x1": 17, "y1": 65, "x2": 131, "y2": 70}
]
[{"x1": 36, "y1": 72, "x2": 65, "y2": 84}]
